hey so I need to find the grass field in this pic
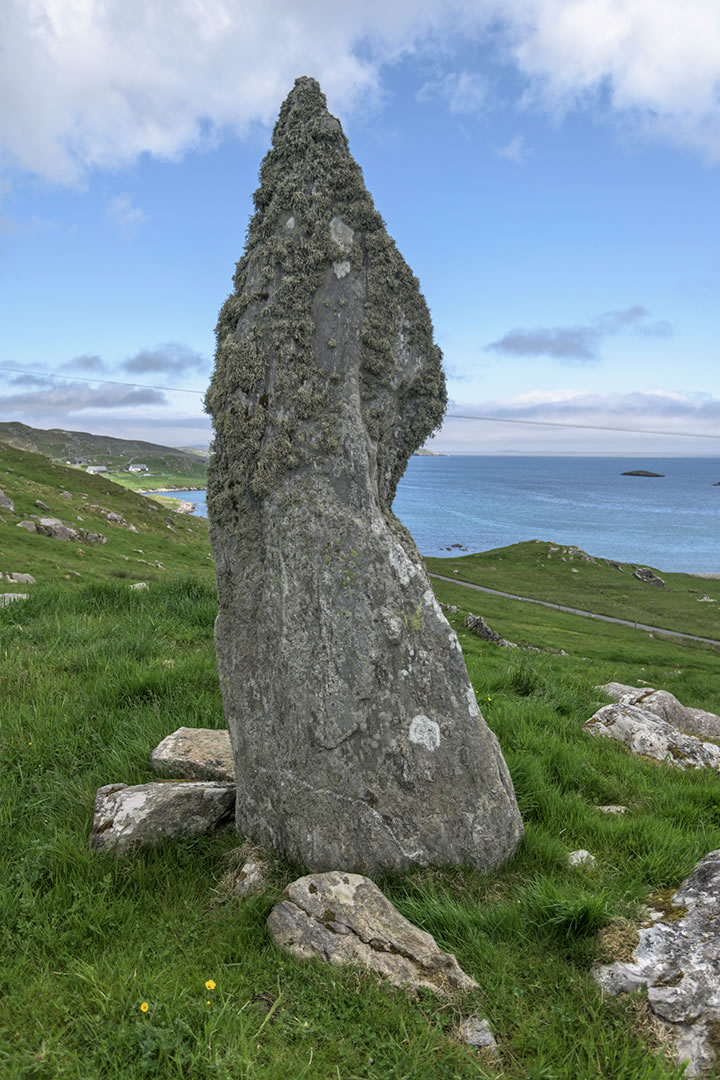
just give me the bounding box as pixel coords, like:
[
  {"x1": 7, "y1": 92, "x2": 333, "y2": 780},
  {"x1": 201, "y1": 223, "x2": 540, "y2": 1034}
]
[{"x1": 2, "y1": 448, "x2": 720, "y2": 1078}]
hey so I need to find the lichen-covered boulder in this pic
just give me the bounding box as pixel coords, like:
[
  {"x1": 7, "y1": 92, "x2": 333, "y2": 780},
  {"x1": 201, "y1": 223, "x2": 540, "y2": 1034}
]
[
  {"x1": 600, "y1": 683, "x2": 720, "y2": 739},
  {"x1": 206, "y1": 77, "x2": 522, "y2": 874},
  {"x1": 88, "y1": 781, "x2": 235, "y2": 855},
  {"x1": 267, "y1": 871, "x2": 477, "y2": 997},
  {"x1": 585, "y1": 703, "x2": 720, "y2": 770},
  {"x1": 593, "y1": 851, "x2": 720, "y2": 1077},
  {"x1": 150, "y1": 727, "x2": 235, "y2": 782}
]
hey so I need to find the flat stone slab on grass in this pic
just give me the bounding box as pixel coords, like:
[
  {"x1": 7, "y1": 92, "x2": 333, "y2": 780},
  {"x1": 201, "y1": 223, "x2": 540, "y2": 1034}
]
[
  {"x1": 1, "y1": 593, "x2": 28, "y2": 607},
  {"x1": 585, "y1": 703, "x2": 720, "y2": 771},
  {"x1": 89, "y1": 781, "x2": 235, "y2": 855},
  {"x1": 593, "y1": 850, "x2": 720, "y2": 1077},
  {"x1": 268, "y1": 870, "x2": 478, "y2": 998},
  {"x1": 600, "y1": 683, "x2": 720, "y2": 739},
  {"x1": 150, "y1": 727, "x2": 235, "y2": 782}
]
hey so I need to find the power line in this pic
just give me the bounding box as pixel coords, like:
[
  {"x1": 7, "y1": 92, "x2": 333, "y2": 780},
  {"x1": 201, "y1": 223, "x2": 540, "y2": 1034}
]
[
  {"x1": 0, "y1": 366, "x2": 205, "y2": 395},
  {"x1": 445, "y1": 413, "x2": 720, "y2": 440},
  {"x1": 0, "y1": 365, "x2": 717, "y2": 440}
]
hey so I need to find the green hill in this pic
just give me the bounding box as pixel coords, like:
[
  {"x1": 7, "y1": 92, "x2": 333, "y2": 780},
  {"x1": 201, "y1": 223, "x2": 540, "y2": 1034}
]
[
  {"x1": 0, "y1": 421, "x2": 208, "y2": 482},
  {"x1": 0, "y1": 443, "x2": 211, "y2": 588}
]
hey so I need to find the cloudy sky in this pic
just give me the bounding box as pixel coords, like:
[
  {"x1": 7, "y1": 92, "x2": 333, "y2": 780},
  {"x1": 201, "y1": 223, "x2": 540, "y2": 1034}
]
[{"x1": 1, "y1": 0, "x2": 719, "y2": 455}]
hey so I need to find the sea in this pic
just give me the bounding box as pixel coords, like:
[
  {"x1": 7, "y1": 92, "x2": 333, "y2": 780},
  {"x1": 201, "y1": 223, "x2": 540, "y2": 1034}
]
[{"x1": 164, "y1": 455, "x2": 720, "y2": 574}]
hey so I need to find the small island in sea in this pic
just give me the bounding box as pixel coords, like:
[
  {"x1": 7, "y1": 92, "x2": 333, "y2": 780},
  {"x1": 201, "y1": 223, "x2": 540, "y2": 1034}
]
[{"x1": 622, "y1": 469, "x2": 665, "y2": 477}]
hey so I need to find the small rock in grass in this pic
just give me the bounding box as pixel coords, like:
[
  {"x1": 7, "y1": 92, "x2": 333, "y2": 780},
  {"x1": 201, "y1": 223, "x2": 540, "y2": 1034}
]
[
  {"x1": 130, "y1": 582, "x2": 148, "y2": 590},
  {"x1": 268, "y1": 871, "x2": 478, "y2": 997},
  {"x1": 60, "y1": 490, "x2": 73, "y2": 500},
  {"x1": 0, "y1": 593, "x2": 29, "y2": 607},
  {"x1": 600, "y1": 683, "x2": 720, "y2": 740},
  {"x1": 17, "y1": 521, "x2": 37, "y2": 533},
  {"x1": 229, "y1": 858, "x2": 265, "y2": 897},
  {"x1": 568, "y1": 849, "x2": 596, "y2": 867},
  {"x1": 596, "y1": 805, "x2": 628, "y2": 815},
  {"x1": 35, "y1": 499, "x2": 51, "y2": 511},
  {"x1": 455, "y1": 1016, "x2": 498, "y2": 1050},
  {"x1": 6, "y1": 572, "x2": 35, "y2": 584},
  {"x1": 150, "y1": 727, "x2": 235, "y2": 782},
  {"x1": 0, "y1": 489, "x2": 15, "y2": 511},
  {"x1": 89, "y1": 781, "x2": 236, "y2": 855}
]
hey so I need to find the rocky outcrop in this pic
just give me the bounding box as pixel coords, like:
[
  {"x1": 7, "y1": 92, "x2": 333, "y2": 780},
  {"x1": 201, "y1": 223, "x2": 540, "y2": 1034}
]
[
  {"x1": 0, "y1": 488, "x2": 14, "y2": 511},
  {"x1": 206, "y1": 77, "x2": 522, "y2": 874},
  {"x1": 88, "y1": 781, "x2": 235, "y2": 855},
  {"x1": 150, "y1": 727, "x2": 235, "y2": 782},
  {"x1": 632, "y1": 566, "x2": 665, "y2": 587},
  {"x1": 622, "y1": 470, "x2": 664, "y2": 477},
  {"x1": 600, "y1": 684, "x2": 720, "y2": 739},
  {"x1": 585, "y1": 703, "x2": 720, "y2": 770},
  {"x1": 593, "y1": 851, "x2": 720, "y2": 1077},
  {"x1": 464, "y1": 613, "x2": 517, "y2": 648},
  {"x1": 16, "y1": 515, "x2": 107, "y2": 544},
  {"x1": 3, "y1": 572, "x2": 35, "y2": 583},
  {"x1": 267, "y1": 871, "x2": 478, "y2": 997}
]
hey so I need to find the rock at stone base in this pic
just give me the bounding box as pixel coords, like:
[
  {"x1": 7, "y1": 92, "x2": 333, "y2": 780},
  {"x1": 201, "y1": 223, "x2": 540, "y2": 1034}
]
[
  {"x1": 455, "y1": 1016, "x2": 498, "y2": 1050},
  {"x1": 150, "y1": 727, "x2": 235, "y2": 782},
  {"x1": 600, "y1": 684, "x2": 720, "y2": 740},
  {"x1": 464, "y1": 613, "x2": 517, "y2": 648},
  {"x1": 585, "y1": 704, "x2": 720, "y2": 771},
  {"x1": 229, "y1": 858, "x2": 265, "y2": 897},
  {"x1": 593, "y1": 850, "x2": 720, "y2": 1078},
  {"x1": 0, "y1": 488, "x2": 14, "y2": 511},
  {"x1": 0, "y1": 593, "x2": 29, "y2": 607},
  {"x1": 89, "y1": 781, "x2": 236, "y2": 855},
  {"x1": 632, "y1": 566, "x2": 665, "y2": 587},
  {"x1": 267, "y1": 871, "x2": 478, "y2": 998}
]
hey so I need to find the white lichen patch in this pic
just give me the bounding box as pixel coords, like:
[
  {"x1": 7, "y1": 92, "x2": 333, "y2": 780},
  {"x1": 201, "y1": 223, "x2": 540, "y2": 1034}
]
[
  {"x1": 333, "y1": 260, "x2": 351, "y2": 279},
  {"x1": 286, "y1": 215, "x2": 296, "y2": 230},
  {"x1": 388, "y1": 540, "x2": 418, "y2": 587},
  {"x1": 409, "y1": 715, "x2": 441, "y2": 752},
  {"x1": 466, "y1": 687, "x2": 480, "y2": 718},
  {"x1": 449, "y1": 633, "x2": 462, "y2": 652},
  {"x1": 330, "y1": 215, "x2": 354, "y2": 253}
]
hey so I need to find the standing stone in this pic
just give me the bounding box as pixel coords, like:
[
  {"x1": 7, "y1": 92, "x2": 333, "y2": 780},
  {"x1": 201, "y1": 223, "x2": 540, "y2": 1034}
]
[{"x1": 206, "y1": 77, "x2": 523, "y2": 874}]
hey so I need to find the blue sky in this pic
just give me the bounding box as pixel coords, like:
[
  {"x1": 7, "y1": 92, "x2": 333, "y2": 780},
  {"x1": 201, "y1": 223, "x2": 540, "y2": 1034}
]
[{"x1": 1, "y1": 1, "x2": 719, "y2": 455}]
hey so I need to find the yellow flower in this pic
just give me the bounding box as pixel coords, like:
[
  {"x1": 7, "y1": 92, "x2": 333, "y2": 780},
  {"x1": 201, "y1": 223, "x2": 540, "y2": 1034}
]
[
  {"x1": 206, "y1": 1000, "x2": 211, "y2": 1006},
  {"x1": 140, "y1": 1002, "x2": 149, "y2": 1013},
  {"x1": 487, "y1": 697, "x2": 492, "y2": 701},
  {"x1": 205, "y1": 979, "x2": 216, "y2": 991}
]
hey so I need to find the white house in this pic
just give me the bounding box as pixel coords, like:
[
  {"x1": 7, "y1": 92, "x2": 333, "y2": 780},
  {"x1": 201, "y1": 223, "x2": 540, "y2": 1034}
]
[
  {"x1": 128, "y1": 464, "x2": 149, "y2": 473},
  {"x1": 86, "y1": 465, "x2": 107, "y2": 474}
]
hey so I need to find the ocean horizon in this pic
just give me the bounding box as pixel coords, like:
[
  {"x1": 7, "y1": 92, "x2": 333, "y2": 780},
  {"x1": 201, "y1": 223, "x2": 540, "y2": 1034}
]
[{"x1": 163, "y1": 455, "x2": 720, "y2": 574}]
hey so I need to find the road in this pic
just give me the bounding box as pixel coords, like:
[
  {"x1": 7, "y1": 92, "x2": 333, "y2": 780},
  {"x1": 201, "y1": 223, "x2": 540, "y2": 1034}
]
[{"x1": 428, "y1": 573, "x2": 720, "y2": 648}]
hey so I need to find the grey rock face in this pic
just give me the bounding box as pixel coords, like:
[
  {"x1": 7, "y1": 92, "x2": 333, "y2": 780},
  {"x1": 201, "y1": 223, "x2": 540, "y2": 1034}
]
[
  {"x1": 206, "y1": 77, "x2": 522, "y2": 874},
  {"x1": 0, "y1": 488, "x2": 14, "y2": 511},
  {"x1": 5, "y1": 572, "x2": 35, "y2": 584},
  {"x1": 632, "y1": 566, "x2": 665, "y2": 586},
  {"x1": 150, "y1": 727, "x2": 235, "y2": 782},
  {"x1": 600, "y1": 683, "x2": 720, "y2": 739},
  {"x1": 585, "y1": 703, "x2": 720, "y2": 770},
  {"x1": 88, "y1": 781, "x2": 235, "y2": 855},
  {"x1": 267, "y1": 871, "x2": 478, "y2": 996},
  {"x1": 593, "y1": 851, "x2": 720, "y2": 1077},
  {"x1": 464, "y1": 613, "x2": 517, "y2": 648}
]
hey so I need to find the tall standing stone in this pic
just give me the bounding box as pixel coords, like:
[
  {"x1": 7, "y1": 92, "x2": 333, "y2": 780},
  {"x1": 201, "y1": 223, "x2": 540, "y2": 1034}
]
[{"x1": 206, "y1": 77, "x2": 523, "y2": 874}]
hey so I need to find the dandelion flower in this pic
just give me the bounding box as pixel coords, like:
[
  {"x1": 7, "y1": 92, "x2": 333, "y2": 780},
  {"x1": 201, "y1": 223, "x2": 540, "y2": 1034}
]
[
  {"x1": 140, "y1": 1002, "x2": 149, "y2": 1013},
  {"x1": 206, "y1": 1000, "x2": 211, "y2": 1006},
  {"x1": 487, "y1": 697, "x2": 492, "y2": 701},
  {"x1": 205, "y1": 980, "x2": 216, "y2": 991}
]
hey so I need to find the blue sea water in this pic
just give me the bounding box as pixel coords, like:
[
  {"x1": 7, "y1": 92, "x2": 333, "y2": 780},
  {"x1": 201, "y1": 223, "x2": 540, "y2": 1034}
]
[{"x1": 166, "y1": 455, "x2": 720, "y2": 573}]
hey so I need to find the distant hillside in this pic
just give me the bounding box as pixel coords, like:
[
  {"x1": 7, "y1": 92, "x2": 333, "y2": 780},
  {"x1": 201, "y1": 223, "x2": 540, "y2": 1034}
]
[{"x1": 0, "y1": 422, "x2": 208, "y2": 478}]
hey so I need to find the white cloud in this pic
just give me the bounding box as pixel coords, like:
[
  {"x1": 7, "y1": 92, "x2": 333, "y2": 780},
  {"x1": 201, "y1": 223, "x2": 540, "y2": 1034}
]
[
  {"x1": 1, "y1": 1, "x2": 719, "y2": 185},
  {"x1": 107, "y1": 194, "x2": 148, "y2": 226},
  {"x1": 417, "y1": 71, "x2": 489, "y2": 114},
  {"x1": 496, "y1": 134, "x2": 529, "y2": 164}
]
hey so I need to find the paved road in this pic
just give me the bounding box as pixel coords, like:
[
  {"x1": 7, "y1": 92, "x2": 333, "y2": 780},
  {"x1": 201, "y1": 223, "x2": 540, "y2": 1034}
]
[{"x1": 428, "y1": 573, "x2": 720, "y2": 648}]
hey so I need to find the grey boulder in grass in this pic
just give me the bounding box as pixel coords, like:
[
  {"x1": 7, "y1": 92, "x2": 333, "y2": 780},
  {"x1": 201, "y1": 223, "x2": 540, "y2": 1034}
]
[
  {"x1": 585, "y1": 703, "x2": 720, "y2": 770},
  {"x1": 268, "y1": 871, "x2": 477, "y2": 997},
  {"x1": 89, "y1": 781, "x2": 235, "y2": 855},
  {"x1": 150, "y1": 727, "x2": 235, "y2": 782},
  {"x1": 601, "y1": 683, "x2": 720, "y2": 739},
  {"x1": 594, "y1": 850, "x2": 720, "y2": 1078},
  {"x1": 206, "y1": 77, "x2": 522, "y2": 875}
]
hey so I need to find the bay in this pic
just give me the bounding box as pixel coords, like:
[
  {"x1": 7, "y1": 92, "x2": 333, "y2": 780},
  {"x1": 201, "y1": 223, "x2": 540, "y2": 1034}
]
[{"x1": 164, "y1": 455, "x2": 720, "y2": 573}]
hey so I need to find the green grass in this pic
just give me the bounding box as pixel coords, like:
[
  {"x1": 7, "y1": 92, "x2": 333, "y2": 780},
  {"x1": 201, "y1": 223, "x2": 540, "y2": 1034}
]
[
  {"x1": 426, "y1": 540, "x2": 720, "y2": 640},
  {"x1": 2, "y1": 464, "x2": 720, "y2": 1077},
  {"x1": 0, "y1": 443, "x2": 212, "y2": 588},
  {"x1": 109, "y1": 471, "x2": 206, "y2": 494}
]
